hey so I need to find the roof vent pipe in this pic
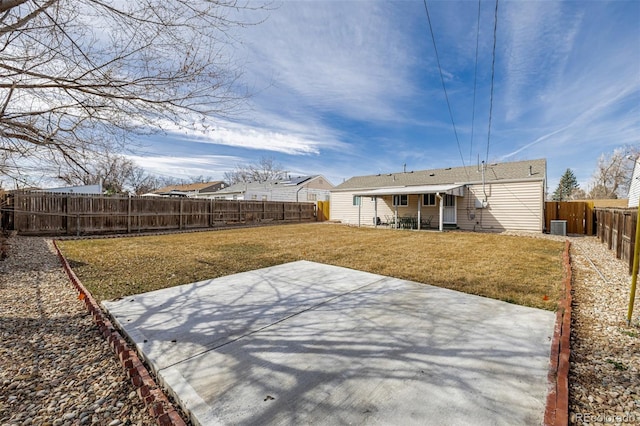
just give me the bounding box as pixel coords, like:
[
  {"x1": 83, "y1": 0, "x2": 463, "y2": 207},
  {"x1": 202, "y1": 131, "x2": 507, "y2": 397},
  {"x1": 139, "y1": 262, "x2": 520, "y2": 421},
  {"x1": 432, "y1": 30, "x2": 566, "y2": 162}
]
[{"x1": 529, "y1": 165, "x2": 533, "y2": 176}]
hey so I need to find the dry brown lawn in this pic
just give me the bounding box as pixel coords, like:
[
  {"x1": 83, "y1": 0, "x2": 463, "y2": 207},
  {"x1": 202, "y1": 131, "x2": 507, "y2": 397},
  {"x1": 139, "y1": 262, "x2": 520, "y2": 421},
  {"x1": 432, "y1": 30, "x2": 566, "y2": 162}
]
[{"x1": 57, "y1": 223, "x2": 565, "y2": 310}]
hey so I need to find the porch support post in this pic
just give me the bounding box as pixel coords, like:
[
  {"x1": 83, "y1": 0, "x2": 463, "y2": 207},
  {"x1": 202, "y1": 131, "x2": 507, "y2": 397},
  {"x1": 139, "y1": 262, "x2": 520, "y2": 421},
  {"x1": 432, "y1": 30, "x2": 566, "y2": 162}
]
[
  {"x1": 437, "y1": 193, "x2": 444, "y2": 232},
  {"x1": 417, "y1": 194, "x2": 421, "y2": 230},
  {"x1": 374, "y1": 197, "x2": 378, "y2": 228},
  {"x1": 358, "y1": 197, "x2": 361, "y2": 227},
  {"x1": 395, "y1": 204, "x2": 398, "y2": 229}
]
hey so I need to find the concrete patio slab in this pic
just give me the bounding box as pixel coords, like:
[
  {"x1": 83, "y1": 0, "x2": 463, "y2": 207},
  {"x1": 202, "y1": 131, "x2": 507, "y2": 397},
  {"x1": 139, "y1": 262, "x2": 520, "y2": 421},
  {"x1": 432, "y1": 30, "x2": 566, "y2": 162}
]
[{"x1": 103, "y1": 260, "x2": 555, "y2": 426}]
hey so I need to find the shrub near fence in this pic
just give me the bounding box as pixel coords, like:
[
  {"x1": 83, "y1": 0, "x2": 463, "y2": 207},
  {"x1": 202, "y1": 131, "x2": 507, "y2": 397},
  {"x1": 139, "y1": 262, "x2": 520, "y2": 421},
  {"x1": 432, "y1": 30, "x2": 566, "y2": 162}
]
[
  {"x1": 595, "y1": 207, "x2": 638, "y2": 274},
  {"x1": 1, "y1": 192, "x2": 316, "y2": 236}
]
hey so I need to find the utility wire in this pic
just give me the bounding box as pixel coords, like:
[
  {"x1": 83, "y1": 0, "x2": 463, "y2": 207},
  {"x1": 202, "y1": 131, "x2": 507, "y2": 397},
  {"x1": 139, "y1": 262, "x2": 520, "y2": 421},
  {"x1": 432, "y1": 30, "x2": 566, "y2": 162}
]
[
  {"x1": 485, "y1": 0, "x2": 499, "y2": 164},
  {"x1": 469, "y1": 0, "x2": 481, "y2": 164},
  {"x1": 422, "y1": 0, "x2": 469, "y2": 181}
]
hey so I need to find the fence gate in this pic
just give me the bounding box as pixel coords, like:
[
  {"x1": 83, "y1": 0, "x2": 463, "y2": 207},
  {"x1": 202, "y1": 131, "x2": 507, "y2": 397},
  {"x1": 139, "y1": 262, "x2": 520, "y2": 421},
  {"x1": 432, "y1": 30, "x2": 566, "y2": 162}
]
[{"x1": 544, "y1": 201, "x2": 595, "y2": 235}]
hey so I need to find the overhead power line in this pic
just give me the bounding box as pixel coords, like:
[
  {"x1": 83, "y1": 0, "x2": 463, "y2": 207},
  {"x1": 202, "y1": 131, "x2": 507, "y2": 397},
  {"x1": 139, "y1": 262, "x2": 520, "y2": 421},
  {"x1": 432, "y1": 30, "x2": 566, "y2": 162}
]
[
  {"x1": 422, "y1": 0, "x2": 469, "y2": 181},
  {"x1": 469, "y1": 0, "x2": 482, "y2": 164},
  {"x1": 485, "y1": 0, "x2": 499, "y2": 164}
]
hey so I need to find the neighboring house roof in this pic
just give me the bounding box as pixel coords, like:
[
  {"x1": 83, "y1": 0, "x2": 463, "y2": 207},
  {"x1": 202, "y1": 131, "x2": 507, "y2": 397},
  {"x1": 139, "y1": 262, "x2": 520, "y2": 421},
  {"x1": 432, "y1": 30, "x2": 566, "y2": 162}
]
[
  {"x1": 333, "y1": 159, "x2": 546, "y2": 191},
  {"x1": 38, "y1": 183, "x2": 103, "y2": 194},
  {"x1": 154, "y1": 181, "x2": 225, "y2": 194},
  {"x1": 214, "y1": 175, "x2": 323, "y2": 194}
]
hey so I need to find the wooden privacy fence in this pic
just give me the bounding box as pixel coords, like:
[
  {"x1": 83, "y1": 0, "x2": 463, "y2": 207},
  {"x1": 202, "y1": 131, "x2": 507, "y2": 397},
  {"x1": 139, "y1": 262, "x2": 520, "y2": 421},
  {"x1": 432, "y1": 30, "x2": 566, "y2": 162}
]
[
  {"x1": 595, "y1": 207, "x2": 637, "y2": 274},
  {"x1": 544, "y1": 201, "x2": 595, "y2": 235},
  {"x1": 0, "y1": 192, "x2": 317, "y2": 236}
]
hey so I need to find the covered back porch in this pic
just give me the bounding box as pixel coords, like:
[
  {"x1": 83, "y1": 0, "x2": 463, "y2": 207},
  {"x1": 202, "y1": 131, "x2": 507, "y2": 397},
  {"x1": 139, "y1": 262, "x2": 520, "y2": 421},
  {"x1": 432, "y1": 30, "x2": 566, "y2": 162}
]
[{"x1": 354, "y1": 184, "x2": 465, "y2": 231}]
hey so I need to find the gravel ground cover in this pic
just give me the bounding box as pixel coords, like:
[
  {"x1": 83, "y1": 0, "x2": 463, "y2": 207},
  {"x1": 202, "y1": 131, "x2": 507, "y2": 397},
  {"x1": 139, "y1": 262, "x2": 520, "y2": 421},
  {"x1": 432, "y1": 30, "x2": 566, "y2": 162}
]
[
  {"x1": 568, "y1": 236, "x2": 640, "y2": 425},
  {"x1": 0, "y1": 236, "x2": 156, "y2": 426},
  {"x1": 0, "y1": 233, "x2": 638, "y2": 426}
]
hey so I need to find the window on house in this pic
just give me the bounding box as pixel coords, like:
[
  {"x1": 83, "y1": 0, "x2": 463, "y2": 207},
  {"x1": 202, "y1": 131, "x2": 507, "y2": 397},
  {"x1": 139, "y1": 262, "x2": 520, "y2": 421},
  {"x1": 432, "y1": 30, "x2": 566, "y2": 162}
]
[
  {"x1": 251, "y1": 194, "x2": 257, "y2": 200},
  {"x1": 261, "y1": 195, "x2": 268, "y2": 201},
  {"x1": 423, "y1": 193, "x2": 436, "y2": 206},
  {"x1": 307, "y1": 193, "x2": 317, "y2": 201},
  {"x1": 353, "y1": 196, "x2": 361, "y2": 206},
  {"x1": 393, "y1": 194, "x2": 408, "y2": 206},
  {"x1": 444, "y1": 194, "x2": 455, "y2": 207}
]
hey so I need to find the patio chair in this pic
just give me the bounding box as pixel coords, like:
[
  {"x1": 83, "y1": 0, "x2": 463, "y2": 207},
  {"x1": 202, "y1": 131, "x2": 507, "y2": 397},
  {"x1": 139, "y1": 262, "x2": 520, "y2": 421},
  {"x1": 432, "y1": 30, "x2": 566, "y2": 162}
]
[
  {"x1": 421, "y1": 215, "x2": 433, "y2": 228},
  {"x1": 385, "y1": 215, "x2": 396, "y2": 228}
]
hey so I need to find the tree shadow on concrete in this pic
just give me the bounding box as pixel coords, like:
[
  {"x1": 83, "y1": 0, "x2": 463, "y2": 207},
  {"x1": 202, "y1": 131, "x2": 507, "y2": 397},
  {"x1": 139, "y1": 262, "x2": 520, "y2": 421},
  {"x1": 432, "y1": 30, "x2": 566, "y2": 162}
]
[{"x1": 104, "y1": 262, "x2": 554, "y2": 426}]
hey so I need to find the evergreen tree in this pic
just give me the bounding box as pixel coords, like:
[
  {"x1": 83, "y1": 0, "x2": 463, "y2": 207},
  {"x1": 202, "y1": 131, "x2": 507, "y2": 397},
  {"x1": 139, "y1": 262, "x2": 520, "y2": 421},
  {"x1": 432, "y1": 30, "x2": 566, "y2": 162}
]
[{"x1": 552, "y1": 169, "x2": 579, "y2": 201}]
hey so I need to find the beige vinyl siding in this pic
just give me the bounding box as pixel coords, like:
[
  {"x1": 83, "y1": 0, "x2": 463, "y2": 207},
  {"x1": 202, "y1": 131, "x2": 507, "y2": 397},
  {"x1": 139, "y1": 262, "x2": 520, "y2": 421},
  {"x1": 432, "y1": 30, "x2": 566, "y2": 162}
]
[
  {"x1": 331, "y1": 192, "x2": 382, "y2": 225},
  {"x1": 331, "y1": 192, "x2": 441, "y2": 227},
  {"x1": 457, "y1": 181, "x2": 544, "y2": 232},
  {"x1": 306, "y1": 176, "x2": 334, "y2": 191}
]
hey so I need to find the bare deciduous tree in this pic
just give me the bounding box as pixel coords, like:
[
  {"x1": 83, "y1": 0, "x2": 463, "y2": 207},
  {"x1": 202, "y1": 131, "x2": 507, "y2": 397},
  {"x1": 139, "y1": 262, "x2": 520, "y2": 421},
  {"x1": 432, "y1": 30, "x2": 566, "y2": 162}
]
[
  {"x1": 587, "y1": 145, "x2": 640, "y2": 199},
  {"x1": 0, "y1": 0, "x2": 264, "y2": 181},
  {"x1": 56, "y1": 152, "x2": 135, "y2": 194},
  {"x1": 223, "y1": 156, "x2": 287, "y2": 185},
  {"x1": 126, "y1": 167, "x2": 161, "y2": 195}
]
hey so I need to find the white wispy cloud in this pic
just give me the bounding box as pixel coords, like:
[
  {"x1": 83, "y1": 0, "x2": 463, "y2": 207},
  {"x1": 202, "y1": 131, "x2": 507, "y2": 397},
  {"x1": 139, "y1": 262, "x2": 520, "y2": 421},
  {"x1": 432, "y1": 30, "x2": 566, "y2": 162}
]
[
  {"x1": 239, "y1": 1, "x2": 418, "y2": 123},
  {"x1": 126, "y1": 154, "x2": 242, "y2": 180},
  {"x1": 500, "y1": 1, "x2": 583, "y2": 122},
  {"x1": 495, "y1": 1, "x2": 639, "y2": 170}
]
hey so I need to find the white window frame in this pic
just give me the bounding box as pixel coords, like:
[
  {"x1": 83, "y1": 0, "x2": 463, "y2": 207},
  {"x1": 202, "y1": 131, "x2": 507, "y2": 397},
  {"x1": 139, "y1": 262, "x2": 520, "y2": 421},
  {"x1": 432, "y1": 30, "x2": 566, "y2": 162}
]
[
  {"x1": 423, "y1": 193, "x2": 436, "y2": 206},
  {"x1": 393, "y1": 194, "x2": 408, "y2": 206},
  {"x1": 353, "y1": 196, "x2": 361, "y2": 206}
]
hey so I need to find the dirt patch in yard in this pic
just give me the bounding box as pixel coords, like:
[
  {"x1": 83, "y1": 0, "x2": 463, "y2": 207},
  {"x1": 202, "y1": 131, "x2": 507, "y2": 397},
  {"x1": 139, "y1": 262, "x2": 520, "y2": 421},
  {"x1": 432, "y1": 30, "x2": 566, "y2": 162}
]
[{"x1": 57, "y1": 223, "x2": 565, "y2": 310}]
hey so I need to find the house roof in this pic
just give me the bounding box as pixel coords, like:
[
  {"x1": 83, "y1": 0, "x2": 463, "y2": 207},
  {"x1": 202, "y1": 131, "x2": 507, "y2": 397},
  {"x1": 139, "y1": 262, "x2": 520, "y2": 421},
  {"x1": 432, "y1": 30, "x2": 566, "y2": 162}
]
[
  {"x1": 333, "y1": 159, "x2": 546, "y2": 191},
  {"x1": 215, "y1": 176, "x2": 319, "y2": 194},
  {"x1": 154, "y1": 181, "x2": 224, "y2": 194}
]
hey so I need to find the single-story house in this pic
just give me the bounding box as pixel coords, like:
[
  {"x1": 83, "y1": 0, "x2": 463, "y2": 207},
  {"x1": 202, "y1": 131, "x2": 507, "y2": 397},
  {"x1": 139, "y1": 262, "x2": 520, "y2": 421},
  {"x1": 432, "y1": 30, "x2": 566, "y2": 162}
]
[
  {"x1": 209, "y1": 175, "x2": 333, "y2": 202},
  {"x1": 38, "y1": 183, "x2": 103, "y2": 194},
  {"x1": 330, "y1": 158, "x2": 547, "y2": 232},
  {"x1": 628, "y1": 156, "x2": 640, "y2": 208},
  {"x1": 153, "y1": 181, "x2": 226, "y2": 198}
]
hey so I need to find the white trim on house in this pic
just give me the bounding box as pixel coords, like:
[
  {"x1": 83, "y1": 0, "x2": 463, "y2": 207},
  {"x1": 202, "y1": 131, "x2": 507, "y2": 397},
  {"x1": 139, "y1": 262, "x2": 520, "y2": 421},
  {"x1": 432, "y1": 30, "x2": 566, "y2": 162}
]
[
  {"x1": 628, "y1": 158, "x2": 640, "y2": 208},
  {"x1": 354, "y1": 183, "x2": 465, "y2": 197}
]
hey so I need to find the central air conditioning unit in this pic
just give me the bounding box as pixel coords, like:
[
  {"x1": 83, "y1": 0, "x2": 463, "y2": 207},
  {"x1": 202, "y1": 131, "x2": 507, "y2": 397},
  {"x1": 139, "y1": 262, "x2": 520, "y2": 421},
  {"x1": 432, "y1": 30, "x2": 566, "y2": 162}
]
[{"x1": 550, "y1": 220, "x2": 567, "y2": 236}]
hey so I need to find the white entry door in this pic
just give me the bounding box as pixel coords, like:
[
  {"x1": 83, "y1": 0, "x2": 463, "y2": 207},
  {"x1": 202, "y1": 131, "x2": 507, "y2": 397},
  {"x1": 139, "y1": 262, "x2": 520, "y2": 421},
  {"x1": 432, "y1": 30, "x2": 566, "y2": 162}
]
[{"x1": 443, "y1": 194, "x2": 456, "y2": 224}]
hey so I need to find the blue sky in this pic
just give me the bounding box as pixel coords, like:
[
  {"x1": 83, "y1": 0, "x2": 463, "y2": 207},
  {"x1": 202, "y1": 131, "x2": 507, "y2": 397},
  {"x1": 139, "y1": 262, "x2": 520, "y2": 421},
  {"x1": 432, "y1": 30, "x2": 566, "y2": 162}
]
[{"x1": 129, "y1": 0, "x2": 640, "y2": 193}]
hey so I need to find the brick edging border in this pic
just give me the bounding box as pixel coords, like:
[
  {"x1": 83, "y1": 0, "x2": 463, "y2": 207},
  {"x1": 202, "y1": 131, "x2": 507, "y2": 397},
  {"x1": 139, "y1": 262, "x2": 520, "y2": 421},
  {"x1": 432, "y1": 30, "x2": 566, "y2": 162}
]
[
  {"x1": 544, "y1": 240, "x2": 572, "y2": 425},
  {"x1": 52, "y1": 240, "x2": 188, "y2": 426}
]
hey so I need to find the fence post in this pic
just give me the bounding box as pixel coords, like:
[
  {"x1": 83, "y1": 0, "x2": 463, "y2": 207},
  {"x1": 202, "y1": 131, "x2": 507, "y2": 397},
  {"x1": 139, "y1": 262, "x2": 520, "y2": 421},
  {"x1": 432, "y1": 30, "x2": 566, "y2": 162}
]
[
  {"x1": 66, "y1": 195, "x2": 71, "y2": 235},
  {"x1": 179, "y1": 199, "x2": 183, "y2": 230},
  {"x1": 127, "y1": 196, "x2": 132, "y2": 234}
]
